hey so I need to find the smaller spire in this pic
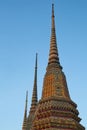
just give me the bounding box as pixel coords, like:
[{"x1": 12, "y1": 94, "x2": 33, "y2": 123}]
[
  {"x1": 26, "y1": 54, "x2": 38, "y2": 129},
  {"x1": 22, "y1": 91, "x2": 28, "y2": 130},
  {"x1": 31, "y1": 53, "x2": 38, "y2": 106}
]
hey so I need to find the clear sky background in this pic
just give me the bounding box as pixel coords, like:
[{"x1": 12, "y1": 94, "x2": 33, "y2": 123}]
[{"x1": 0, "y1": 0, "x2": 87, "y2": 130}]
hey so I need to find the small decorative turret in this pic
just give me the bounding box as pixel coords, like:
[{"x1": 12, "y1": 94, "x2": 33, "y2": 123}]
[{"x1": 22, "y1": 91, "x2": 28, "y2": 130}]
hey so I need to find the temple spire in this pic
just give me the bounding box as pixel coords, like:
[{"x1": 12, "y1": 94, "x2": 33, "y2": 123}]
[
  {"x1": 22, "y1": 91, "x2": 28, "y2": 130},
  {"x1": 26, "y1": 54, "x2": 38, "y2": 130},
  {"x1": 31, "y1": 53, "x2": 38, "y2": 106},
  {"x1": 48, "y1": 4, "x2": 61, "y2": 68}
]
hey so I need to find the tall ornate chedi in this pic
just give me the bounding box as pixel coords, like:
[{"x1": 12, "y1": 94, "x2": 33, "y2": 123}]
[{"x1": 22, "y1": 4, "x2": 85, "y2": 130}]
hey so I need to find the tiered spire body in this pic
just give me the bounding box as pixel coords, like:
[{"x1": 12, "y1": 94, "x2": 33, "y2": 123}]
[
  {"x1": 48, "y1": 4, "x2": 60, "y2": 66},
  {"x1": 42, "y1": 4, "x2": 70, "y2": 100}
]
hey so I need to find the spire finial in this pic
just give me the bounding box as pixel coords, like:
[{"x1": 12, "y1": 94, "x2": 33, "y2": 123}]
[
  {"x1": 52, "y1": 3, "x2": 54, "y2": 17},
  {"x1": 48, "y1": 4, "x2": 62, "y2": 69},
  {"x1": 22, "y1": 91, "x2": 28, "y2": 130},
  {"x1": 31, "y1": 53, "x2": 38, "y2": 106}
]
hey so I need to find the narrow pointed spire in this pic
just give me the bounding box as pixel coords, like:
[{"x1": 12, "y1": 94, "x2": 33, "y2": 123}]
[
  {"x1": 48, "y1": 4, "x2": 61, "y2": 68},
  {"x1": 22, "y1": 91, "x2": 28, "y2": 130},
  {"x1": 26, "y1": 54, "x2": 38, "y2": 130},
  {"x1": 31, "y1": 53, "x2": 38, "y2": 106}
]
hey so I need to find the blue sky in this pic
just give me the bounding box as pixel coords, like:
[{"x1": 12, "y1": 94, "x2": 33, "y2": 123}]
[{"x1": 0, "y1": 0, "x2": 87, "y2": 130}]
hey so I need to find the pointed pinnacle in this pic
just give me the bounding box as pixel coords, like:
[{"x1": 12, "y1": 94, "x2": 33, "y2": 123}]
[
  {"x1": 31, "y1": 53, "x2": 38, "y2": 106},
  {"x1": 52, "y1": 3, "x2": 54, "y2": 18},
  {"x1": 48, "y1": 4, "x2": 61, "y2": 68}
]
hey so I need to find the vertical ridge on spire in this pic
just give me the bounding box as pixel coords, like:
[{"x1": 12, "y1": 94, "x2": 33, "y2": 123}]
[
  {"x1": 31, "y1": 53, "x2": 38, "y2": 106},
  {"x1": 22, "y1": 91, "x2": 28, "y2": 130},
  {"x1": 48, "y1": 4, "x2": 61, "y2": 67}
]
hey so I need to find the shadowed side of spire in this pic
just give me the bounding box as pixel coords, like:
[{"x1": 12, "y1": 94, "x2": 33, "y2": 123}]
[
  {"x1": 31, "y1": 53, "x2": 38, "y2": 106},
  {"x1": 48, "y1": 4, "x2": 62, "y2": 68},
  {"x1": 22, "y1": 91, "x2": 28, "y2": 130}
]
